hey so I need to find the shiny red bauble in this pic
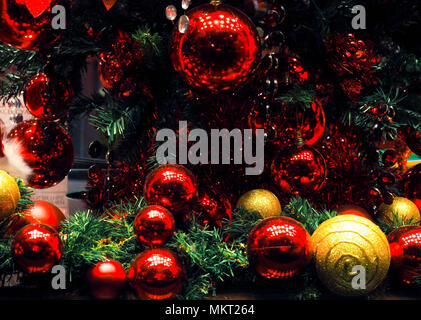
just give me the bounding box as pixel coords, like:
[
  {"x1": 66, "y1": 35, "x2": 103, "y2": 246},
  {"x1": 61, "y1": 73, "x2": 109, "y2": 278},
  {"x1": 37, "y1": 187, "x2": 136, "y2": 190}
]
[
  {"x1": 11, "y1": 224, "x2": 63, "y2": 274},
  {"x1": 0, "y1": 0, "x2": 63, "y2": 50},
  {"x1": 7, "y1": 200, "x2": 66, "y2": 236},
  {"x1": 170, "y1": 3, "x2": 261, "y2": 92},
  {"x1": 388, "y1": 225, "x2": 421, "y2": 285},
  {"x1": 193, "y1": 190, "x2": 232, "y2": 228},
  {"x1": 403, "y1": 126, "x2": 421, "y2": 157},
  {"x1": 88, "y1": 260, "x2": 127, "y2": 299},
  {"x1": 248, "y1": 100, "x2": 325, "y2": 147},
  {"x1": 134, "y1": 205, "x2": 176, "y2": 247},
  {"x1": 7, "y1": 120, "x2": 74, "y2": 189},
  {"x1": 24, "y1": 73, "x2": 74, "y2": 120},
  {"x1": 143, "y1": 164, "x2": 198, "y2": 217},
  {"x1": 247, "y1": 216, "x2": 312, "y2": 279},
  {"x1": 337, "y1": 204, "x2": 372, "y2": 221},
  {"x1": 271, "y1": 143, "x2": 327, "y2": 195},
  {"x1": 128, "y1": 248, "x2": 184, "y2": 300}
]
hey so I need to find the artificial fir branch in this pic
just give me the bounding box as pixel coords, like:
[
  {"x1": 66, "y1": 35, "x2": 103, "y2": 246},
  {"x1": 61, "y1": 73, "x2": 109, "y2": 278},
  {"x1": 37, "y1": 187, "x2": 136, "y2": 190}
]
[{"x1": 283, "y1": 196, "x2": 337, "y2": 234}]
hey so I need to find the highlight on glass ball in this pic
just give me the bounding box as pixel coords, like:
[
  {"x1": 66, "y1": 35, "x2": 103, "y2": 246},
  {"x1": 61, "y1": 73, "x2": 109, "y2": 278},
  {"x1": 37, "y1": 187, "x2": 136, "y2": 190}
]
[
  {"x1": 247, "y1": 216, "x2": 312, "y2": 280},
  {"x1": 170, "y1": 2, "x2": 261, "y2": 92},
  {"x1": 7, "y1": 120, "x2": 74, "y2": 189},
  {"x1": 0, "y1": 0, "x2": 64, "y2": 50},
  {"x1": 11, "y1": 224, "x2": 63, "y2": 274},
  {"x1": 128, "y1": 248, "x2": 185, "y2": 300},
  {"x1": 143, "y1": 164, "x2": 198, "y2": 217},
  {"x1": 24, "y1": 72, "x2": 74, "y2": 120},
  {"x1": 134, "y1": 205, "x2": 176, "y2": 247}
]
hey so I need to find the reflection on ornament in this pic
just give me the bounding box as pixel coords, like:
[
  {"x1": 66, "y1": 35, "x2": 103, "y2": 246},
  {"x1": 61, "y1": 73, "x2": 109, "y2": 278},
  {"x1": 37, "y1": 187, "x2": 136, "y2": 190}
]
[
  {"x1": 11, "y1": 224, "x2": 63, "y2": 274},
  {"x1": 7, "y1": 120, "x2": 74, "y2": 189},
  {"x1": 388, "y1": 226, "x2": 421, "y2": 285},
  {"x1": 0, "y1": 0, "x2": 62, "y2": 50},
  {"x1": 128, "y1": 248, "x2": 184, "y2": 300},
  {"x1": 247, "y1": 216, "x2": 312, "y2": 279},
  {"x1": 170, "y1": 3, "x2": 261, "y2": 92},
  {"x1": 271, "y1": 143, "x2": 327, "y2": 195}
]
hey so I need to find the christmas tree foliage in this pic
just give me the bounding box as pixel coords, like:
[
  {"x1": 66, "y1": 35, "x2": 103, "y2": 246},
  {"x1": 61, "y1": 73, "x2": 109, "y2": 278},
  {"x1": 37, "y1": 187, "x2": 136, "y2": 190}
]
[{"x1": 0, "y1": 0, "x2": 420, "y2": 300}]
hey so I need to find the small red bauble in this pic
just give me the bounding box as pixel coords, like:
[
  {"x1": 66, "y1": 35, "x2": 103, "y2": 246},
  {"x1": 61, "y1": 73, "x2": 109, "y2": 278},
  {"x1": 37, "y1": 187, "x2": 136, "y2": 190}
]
[
  {"x1": 387, "y1": 225, "x2": 421, "y2": 285},
  {"x1": 193, "y1": 190, "x2": 232, "y2": 228},
  {"x1": 11, "y1": 224, "x2": 63, "y2": 274},
  {"x1": 143, "y1": 164, "x2": 198, "y2": 217},
  {"x1": 24, "y1": 73, "x2": 74, "y2": 120},
  {"x1": 170, "y1": 3, "x2": 261, "y2": 92},
  {"x1": 0, "y1": 0, "x2": 63, "y2": 50},
  {"x1": 128, "y1": 248, "x2": 184, "y2": 300},
  {"x1": 88, "y1": 259, "x2": 127, "y2": 299},
  {"x1": 271, "y1": 143, "x2": 327, "y2": 195},
  {"x1": 7, "y1": 200, "x2": 66, "y2": 236},
  {"x1": 7, "y1": 120, "x2": 74, "y2": 189},
  {"x1": 247, "y1": 216, "x2": 312, "y2": 279},
  {"x1": 134, "y1": 205, "x2": 176, "y2": 247}
]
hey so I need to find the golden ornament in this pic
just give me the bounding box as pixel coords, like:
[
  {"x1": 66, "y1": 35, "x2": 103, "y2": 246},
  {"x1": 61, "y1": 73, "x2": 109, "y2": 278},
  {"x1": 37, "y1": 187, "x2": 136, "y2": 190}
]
[
  {"x1": 236, "y1": 189, "x2": 282, "y2": 218},
  {"x1": 378, "y1": 197, "x2": 420, "y2": 225},
  {"x1": 311, "y1": 215, "x2": 390, "y2": 296},
  {"x1": 0, "y1": 170, "x2": 21, "y2": 219}
]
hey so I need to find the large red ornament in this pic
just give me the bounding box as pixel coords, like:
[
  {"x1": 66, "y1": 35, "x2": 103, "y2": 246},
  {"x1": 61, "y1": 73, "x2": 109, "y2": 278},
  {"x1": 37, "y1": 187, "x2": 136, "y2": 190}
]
[
  {"x1": 0, "y1": 0, "x2": 63, "y2": 50},
  {"x1": 24, "y1": 73, "x2": 74, "y2": 120},
  {"x1": 193, "y1": 190, "x2": 232, "y2": 228},
  {"x1": 248, "y1": 100, "x2": 325, "y2": 147},
  {"x1": 143, "y1": 164, "x2": 198, "y2": 217},
  {"x1": 128, "y1": 248, "x2": 184, "y2": 300},
  {"x1": 7, "y1": 120, "x2": 74, "y2": 189},
  {"x1": 134, "y1": 205, "x2": 176, "y2": 247},
  {"x1": 7, "y1": 200, "x2": 66, "y2": 236},
  {"x1": 170, "y1": 3, "x2": 261, "y2": 92},
  {"x1": 388, "y1": 225, "x2": 421, "y2": 285},
  {"x1": 11, "y1": 224, "x2": 63, "y2": 274},
  {"x1": 271, "y1": 143, "x2": 327, "y2": 195},
  {"x1": 247, "y1": 216, "x2": 312, "y2": 279},
  {"x1": 88, "y1": 259, "x2": 127, "y2": 299}
]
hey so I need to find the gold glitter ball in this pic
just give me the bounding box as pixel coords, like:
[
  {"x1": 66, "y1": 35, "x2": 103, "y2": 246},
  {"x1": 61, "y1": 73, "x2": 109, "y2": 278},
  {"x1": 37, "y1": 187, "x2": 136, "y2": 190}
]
[
  {"x1": 311, "y1": 215, "x2": 390, "y2": 296},
  {"x1": 236, "y1": 189, "x2": 282, "y2": 219},
  {"x1": 378, "y1": 197, "x2": 420, "y2": 225},
  {"x1": 0, "y1": 170, "x2": 21, "y2": 219}
]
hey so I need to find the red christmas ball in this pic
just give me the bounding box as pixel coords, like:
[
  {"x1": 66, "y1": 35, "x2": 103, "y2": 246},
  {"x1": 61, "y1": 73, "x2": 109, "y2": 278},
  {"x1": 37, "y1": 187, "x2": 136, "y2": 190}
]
[
  {"x1": 143, "y1": 164, "x2": 198, "y2": 217},
  {"x1": 7, "y1": 200, "x2": 66, "y2": 235},
  {"x1": 247, "y1": 216, "x2": 312, "y2": 279},
  {"x1": 134, "y1": 205, "x2": 176, "y2": 247},
  {"x1": 7, "y1": 120, "x2": 74, "y2": 189},
  {"x1": 170, "y1": 3, "x2": 261, "y2": 92},
  {"x1": 11, "y1": 224, "x2": 63, "y2": 274},
  {"x1": 388, "y1": 225, "x2": 421, "y2": 285},
  {"x1": 271, "y1": 143, "x2": 327, "y2": 195},
  {"x1": 0, "y1": 0, "x2": 63, "y2": 50},
  {"x1": 193, "y1": 190, "x2": 232, "y2": 228},
  {"x1": 88, "y1": 259, "x2": 127, "y2": 299},
  {"x1": 24, "y1": 73, "x2": 74, "y2": 120},
  {"x1": 128, "y1": 248, "x2": 184, "y2": 300},
  {"x1": 249, "y1": 100, "x2": 325, "y2": 147}
]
